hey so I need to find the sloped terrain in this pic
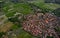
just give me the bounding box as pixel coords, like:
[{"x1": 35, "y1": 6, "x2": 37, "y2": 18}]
[{"x1": 0, "y1": 0, "x2": 60, "y2": 38}]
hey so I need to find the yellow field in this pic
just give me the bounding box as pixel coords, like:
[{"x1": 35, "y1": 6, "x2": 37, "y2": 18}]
[{"x1": 0, "y1": 21, "x2": 14, "y2": 32}]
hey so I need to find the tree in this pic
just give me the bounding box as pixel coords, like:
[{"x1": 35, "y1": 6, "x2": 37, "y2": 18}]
[{"x1": 0, "y1": 32, "x2": 5, "y2": 38}]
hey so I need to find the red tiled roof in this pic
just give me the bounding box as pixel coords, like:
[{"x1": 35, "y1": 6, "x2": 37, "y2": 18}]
[{"x1": 22, "y1": 13, "x2": 60, "y2": 38}]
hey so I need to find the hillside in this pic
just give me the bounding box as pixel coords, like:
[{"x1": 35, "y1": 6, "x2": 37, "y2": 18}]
[{"x1": 0, "y1": 0, "x2": 60, "y2": 38}]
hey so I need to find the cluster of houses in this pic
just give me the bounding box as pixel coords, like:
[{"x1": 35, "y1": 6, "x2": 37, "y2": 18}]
[{"x1": 22, "y1": 13, "x2": 60, "y2": 38}]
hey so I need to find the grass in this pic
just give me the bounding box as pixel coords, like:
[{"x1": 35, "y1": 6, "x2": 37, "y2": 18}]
[
  {"x1": 2, "y1": 0, "x2": 60, "y2": 17},
  {"x1": 10, "y1": 24, "x2": 20, "y2": 30},
  {"x1": 17, "y1": 30, "x2": 35, "y2": 38},
  {"x1": 3, "y1": 2, "x2": 32, "y2": 17},
  {"x1": 10, "y1": 20, "x2": 22, "y2": 30},
  {"x1": 31, "y1": 0, "x2": 60, "y2": 12}
]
